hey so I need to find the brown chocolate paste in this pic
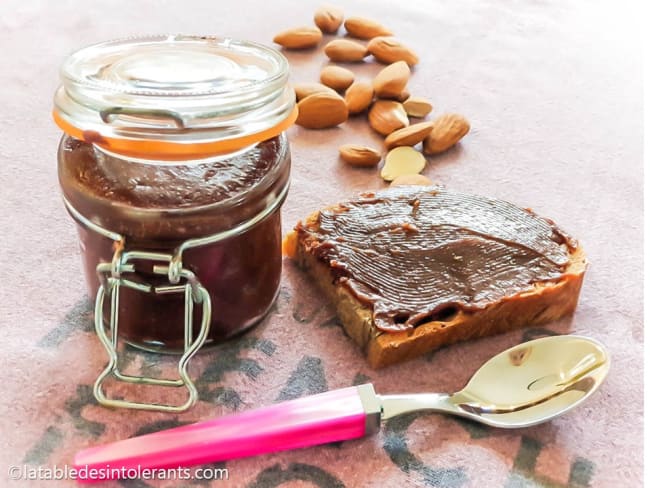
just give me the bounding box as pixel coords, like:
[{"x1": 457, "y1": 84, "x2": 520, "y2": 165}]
[
  {"x1": 298, "y1": 186, "x2": 577, "y2": 333},
  {"x1": 58, "y1": 135, "x2": 290, "y2": 350}
]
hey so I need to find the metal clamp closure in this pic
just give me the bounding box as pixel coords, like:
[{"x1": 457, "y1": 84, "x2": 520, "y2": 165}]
[
  {"x1": 62, "y1": 180, "x2": 288, "y2": 412},
  {"x1": 93, "y1": 248, "x2": 211, "y2": 412}
]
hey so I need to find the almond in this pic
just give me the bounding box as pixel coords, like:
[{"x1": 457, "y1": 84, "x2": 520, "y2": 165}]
[
  {"x1": 368, "y1": 100, "x2": 409, "y2": 135},
  {"x1": 324, "y1": 39, "x2": 368, "y2": 62},
  {"x1": 294, "y1": 82, "x2": 337, "y2": 101},
  {"x1": 423, "y1": 113, "x2": 470, "y2": 154},
  {"x1": 344, "y1": 16, "x2": 392, "y2": 39},
  {"x1": 320, "y1": 65, "x2": 355, "y2": 91},
  {"x1": 296, "y1": 92, "x2": 348, "y2": 129},
  {"x1": 314, "y1": 6, "x2": 344, "y2": 33},
  {"x1": 384, "y1": 121, "x2": 434, "y2": 149},
  {"x1": 403, "y1": 96, "x2": 433, "y2": 117},
  {"x1": 380, "y1": 146, "x2": 426, "y2": 181},
  {"x1": 344, "y1": 81, "x2": 374, "y2": 114},
  {"x1": 339, "y1": 144, "x2": 382, "y2": 167},
  {"x1": 368, "y1": 37, "x2": 419, "y2": 66},
  {"x1": 389, "y1": 174, "x2": 434, "y2": 187},
  {"x1": 372, "y1": 61, "x2": 410, "y2": 99},
  {"x1": 273, "y1": 26, "x2": 323, "y2": 50},
  {"x1": 397, "y1": 90, "x2": 411, "y2": 102}
]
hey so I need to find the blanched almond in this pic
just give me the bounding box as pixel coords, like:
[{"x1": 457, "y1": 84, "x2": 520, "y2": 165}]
[
  {"x1": 344, "y1": 81, "x2": 374, "y2": 114},
  {"x1": 423, "y1": 113, "x2": 470, "y2": 154},
  {"x1": 344, "y1": 17, "x2": 392, "y2": 39},
  {"x1": 314, "y1": 6, "x2": 344, "y2": 33},
  {"x1": 324, "y1": 39, "x2": 368, "y2": 62},
  {"x1": 403, "y1": 96, "x2": 433, "y2": 117},
  {"x1": 339, "y1": 144, "x2": 382, "y2": 167},
  {"x1": 380, "y1": 146, "x2": 426, "y2": 181},
  {"x1": 296, "y1": 92, "x2": 348, "y2": 129},
  {"x1": 294, "y1": 82, "x2": 337, "y2": 101},
  {"x1": 372, "y1": 61, "x2": 410, "y2": 99},
  {"x1": 273, "y1": 26, "x2": 323, "y2": 49},
  {"x1": 368, "y1": 37, "x2": 419, "y2": 66},
  {"x1": 368, "y1": 100, "x2": 409, "y2": 135},
  {"x1": 389, "y1": 174, "x2": 434, "y2": 187},
  {"x1": 320, "y1": 65, "x2": 355, "y2": 91},
  {"x1": 384, "y1": 121, "x2": 434, "y2": 149}
]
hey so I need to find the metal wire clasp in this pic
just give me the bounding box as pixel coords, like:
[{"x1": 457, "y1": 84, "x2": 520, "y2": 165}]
[
  {"x1": 62, "y1": 199, "x2": 213, "y2": 413},
  {"x1": 62, "y1": 179, "x2": 288, "y2": 412},
  {"x1": 93, "y1": 244, "x2": 211, "y2": 412}
]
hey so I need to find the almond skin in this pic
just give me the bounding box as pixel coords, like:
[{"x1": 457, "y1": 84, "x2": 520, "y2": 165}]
[
  {"x1": 372, "y1": 61, "x2": 410, "y2": 99},
  {"x1": 314, "y1": 6, "x2": 344, "y2": 33},
  {"x1": 368, "y1": 100, "x2": 409, "y2": 135},
  {"x1": 324, "y1": 39, "x2": 368, "y2": 62},
  {"x1": 368, "y1": 37, "x2": 419, "y2": 66},
  {"x1": 320, "y1": 65, "x2": 355, "y2": 91},
  {"x1": 294, "y1": 82, "x2": 337, "y2": 101},
  {"x1": 344, "y1": 16, "x2": 393, "y2": 39},
  {"x1": 339, "y1": 144, "x2": 382, "y2": 167},
  {"x1": 403, "y1": 96, "x2": 433, "y2": 117},
  {"x1": 423, "y1": 113, "x2": 470, "y2": 154},
  {"x1": 384, "y1": 121, "x2": 434, "y2": 149},
  {"x1": 273, "y1": 26, "x2": 323, "y2": 49},
  {"x1": 344, "y1": 81, "x2": 374, "y2": 114},
  {"x1": 296, "y1": 92, "x2": 348, "y2": 129}
]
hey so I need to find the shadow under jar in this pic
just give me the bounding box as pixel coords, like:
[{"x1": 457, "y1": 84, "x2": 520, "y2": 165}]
[{"x1": 53, "y1": 35, "x2": 296, "y2": 410}]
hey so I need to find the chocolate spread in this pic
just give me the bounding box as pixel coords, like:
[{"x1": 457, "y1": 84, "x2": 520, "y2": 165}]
[
  {"x1": 298, "y1": 186, "x2": 577, "y2": 332},
  {"x1": 58, "y1": 135, "x2": 290, "y2": 350}
]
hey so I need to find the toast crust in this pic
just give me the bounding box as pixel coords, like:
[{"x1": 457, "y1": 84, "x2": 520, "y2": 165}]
[{"x1": 287, "y1": 207, "x2": 587, "y2": 368}]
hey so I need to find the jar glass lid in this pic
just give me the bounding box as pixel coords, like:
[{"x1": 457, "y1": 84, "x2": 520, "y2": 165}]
[{"x1": 53, "y1": 35, "x2": 296, "y2": 158}]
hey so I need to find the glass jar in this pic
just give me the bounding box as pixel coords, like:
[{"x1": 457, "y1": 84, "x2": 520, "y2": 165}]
[{"x1": 53, "y1": 35, "x2": 296, "y2": 411}]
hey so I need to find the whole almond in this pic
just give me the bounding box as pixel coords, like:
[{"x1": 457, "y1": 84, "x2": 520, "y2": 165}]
[
  {"x1": 372, "y1": 61, "x2": 410, "y2": 99},
  {"x1": 339, "y1": 144, "x2": 382, "y2": 167},
  {"x1": 296, "y1": 92, "x2": 348, "y2": 129},
  {"x1": 344, "y1": 81, "x2": 374, "y2": 114},
  {"x1": 314, "y1": 6, "x2": 344, "y2": 33},
  {"x1": 324, "y1": 39, "x2": 368, "y2": 62},
  {"x1": 368, "y1": 100, "x2": 409, "y2": 135},
  {"x1": 344, "y1": 17, "x2": 392, "y2": 39},
  {"x1": 403, "y1": 96, "x2": 433, "y2": 117},
  {"x1": 380, "y1": 146, "x2": 426, "y2": 181},
  {"x1": 368, "y1": 37, "x2": 419, "y2": 66},
  {"x1": 385, "y1": 121, "x2": 434, "y2": 149},
  {"x1": 273, "y1": 26, "x2": 323, "y2": 49},
  {"x1": 320, "y1": 65, "x2": 355, "y2": 91},
  {"x1": 390, "y1": 174, "x2": 434, "y2": 187},
  {"x1": 423, "y1": 113, "x2": 470, "y2": 154},
  {"x1": 294, "y1": 82, "x2": 337, "y2": 101}
]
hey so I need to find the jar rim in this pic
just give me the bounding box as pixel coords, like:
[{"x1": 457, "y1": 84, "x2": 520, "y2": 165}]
[{"x1": 53, "y1": 35, "x2": 296, "y2": 159}]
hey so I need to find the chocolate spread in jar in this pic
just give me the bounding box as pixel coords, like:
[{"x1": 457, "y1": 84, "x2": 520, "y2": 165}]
[
  {"x1": 58, "y1": 134, "x2": 290, "y2": 351},
  {"x1": 297, "y1": 186, "x2": 577, "y2": 332}
]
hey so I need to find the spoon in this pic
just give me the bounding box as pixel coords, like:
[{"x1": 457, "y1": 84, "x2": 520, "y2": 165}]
[{"x1": 73, "y1": 335, "x2": 608, "y2": 481}]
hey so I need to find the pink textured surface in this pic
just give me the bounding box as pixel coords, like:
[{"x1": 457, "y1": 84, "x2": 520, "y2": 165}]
[
  {"x1": 0, "y1": 1, "x2": 642, "y2": 487},
  {"x1": 74, "y1": 387, "x2": 367, "y2": 481}
]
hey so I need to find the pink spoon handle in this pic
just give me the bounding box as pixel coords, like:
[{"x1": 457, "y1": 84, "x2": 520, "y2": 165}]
[{"x1": 74, "y1": 384, "x2": 381, "y2": 482}]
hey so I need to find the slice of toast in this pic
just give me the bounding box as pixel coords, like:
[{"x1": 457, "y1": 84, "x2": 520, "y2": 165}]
[{"x1": 284, "y1": 186, "x2": 587, "y2": 368}]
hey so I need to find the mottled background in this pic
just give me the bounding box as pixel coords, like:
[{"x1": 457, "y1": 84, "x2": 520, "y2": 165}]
[{"x1": 0, "y1": 0, "x2": 642, "y2": 487}]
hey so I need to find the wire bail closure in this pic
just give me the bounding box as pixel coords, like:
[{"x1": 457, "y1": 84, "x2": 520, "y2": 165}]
[
  {"x1": 62, "y1": 177, "x2": 289, "y2": 412},
  {"x1": 63, "y1": 199, "x2": 212, "y2": 412}
]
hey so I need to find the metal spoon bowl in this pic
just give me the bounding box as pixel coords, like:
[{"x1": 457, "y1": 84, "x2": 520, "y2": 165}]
[{"x1": 379, "y1": 335, "x2": 610, "y2": 428}]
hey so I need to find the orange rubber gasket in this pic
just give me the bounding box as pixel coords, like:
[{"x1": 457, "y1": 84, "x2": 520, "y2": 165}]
[{"x1": 53, "y1": 106, "x2": 298, "y2": 160}]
